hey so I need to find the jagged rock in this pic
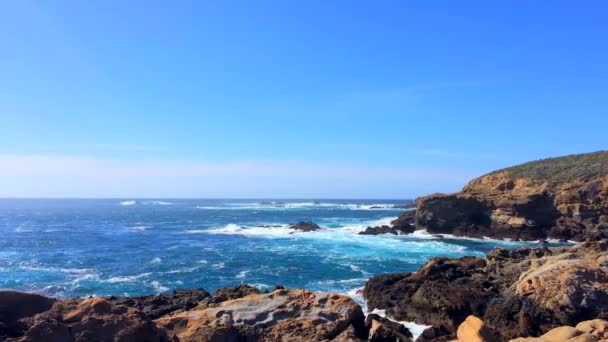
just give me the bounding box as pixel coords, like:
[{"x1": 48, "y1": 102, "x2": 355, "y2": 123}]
[
  {"x1": 415, "y1": 151, "x2": 608, "y2": 241},
  {"x1": 365, "y1": 313, "x2": 412, "y2": 341},
  {"x1": 155, "y1": 288, "x2": 367, "y2": 341},
  {"x1": 212, "y1": 284, "x2": 261, "y2": 303},
  {"x1": 106, "y1": 288, "x2": 211, "y2": 319},
  {"x1": 457, "y1": 316, "x2": 497, "y2": 342},
  {"x1": 289, "y1": 221, "x2": 321, "y2": 232},
  {"x1": 364, "y1": 240, "x2": 608, "y2": 341}
]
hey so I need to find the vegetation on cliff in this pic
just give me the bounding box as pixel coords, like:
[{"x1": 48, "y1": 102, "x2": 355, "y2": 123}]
[{"x1": 489, "y1": 150, "x2": 608, "y2": 184}]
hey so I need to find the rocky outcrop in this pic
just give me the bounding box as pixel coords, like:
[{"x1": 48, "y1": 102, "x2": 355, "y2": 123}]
[
  {"x1": 17, "y1": 297, "x2": 169, "y2": 341},
  {"x1": 364, "y1": 239, "x2": 608, "y2": 341},
  {"x1": 509, "y1": 319, "x2": 608, "y2": 341},
  {"x1": 156, "y1": 288, "x2": 367, "y2": 341},
  {"x1": 1, "y1": 286, "x2": 413, "y2": 341},
  {"x1": 289, "y1": 221, "x2": 321, "y2": 232},
  {"x1": 359, "y1": 211, "x2": 415, "y2": 235},
  {"x1": 415, "y1": 151, "x2": 608, "y2": 241}
]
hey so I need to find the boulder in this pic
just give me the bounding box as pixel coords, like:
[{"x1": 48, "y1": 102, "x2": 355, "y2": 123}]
[{"x1": 457, "y1": 316, "x2": 497, "y2": 342}]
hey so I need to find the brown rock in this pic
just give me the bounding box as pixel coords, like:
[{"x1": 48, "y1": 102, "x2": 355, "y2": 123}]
[
  {"x1": 20, "y1": 297, "x2": 169, "y2": 341},
  {"x1": 0, "y1": 291, "x2": 56, "y2": 338},
  {"x1": 155, "y1": 288, "x2": 366, "y2": 341},
  {"x1": 415, "y1": 151, "x2": 608, "y2": 241},
  {"x1": 509, "y1": 319, "x2": 608, "y2": 341},
  {"x1": 457, "y1": 316, "x2": 496, "y2": 342}
]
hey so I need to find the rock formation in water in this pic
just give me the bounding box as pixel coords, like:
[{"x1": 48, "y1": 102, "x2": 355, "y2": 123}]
[
  {"x1": 289, "y1": 221, "x2": 322, "y2": 232},
  {"x1": 364, "y1": 238, "x2": 608, "y2": 341},
  {"x1": 414, "y1": 151, "x2": 608, "y2": 241},
  {"x1": 359, "y1": 211, "x2": 416, "y2": 235}
]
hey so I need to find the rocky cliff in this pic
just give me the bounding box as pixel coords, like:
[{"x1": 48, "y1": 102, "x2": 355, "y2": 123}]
[{"x1": 415, "y1": 151, "x2": 608, "y2": 241}]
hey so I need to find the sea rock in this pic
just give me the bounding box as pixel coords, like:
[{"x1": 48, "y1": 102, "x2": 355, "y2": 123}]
[
  {"x1": 415, "y1": 151, "x2": 608, "y2": 241},
  {"x1": 509, "y1": 319, "x2": 608, "y2": 341},
  {"x1": 456, "y1": 315, "x2": 497, "y2": 342},
  {"x1": 359, "y1": 211, "x2": 415, "y2": 235},
  {"x1": 155, "y1": 288, "x2": 367, "y2": 341},
  {"x1": 289, "y1": 221, "x2": 321, "y2": 232},
  {"x1": 365, "y1": 313, "x2": 412, "y2": 341},
  {"x1": 106, "y1": 288, "x2": 211, "y2": 319},
  {"x1": 364, "y1": 240, "x2": 608, "y2": 341}
]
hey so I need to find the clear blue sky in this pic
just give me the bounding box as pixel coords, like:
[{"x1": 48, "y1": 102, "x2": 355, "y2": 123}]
[{"x1": 1, "y1": 1, "x2": 607, "y2": 198}]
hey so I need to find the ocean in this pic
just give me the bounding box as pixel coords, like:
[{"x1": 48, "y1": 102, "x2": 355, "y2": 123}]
[{"x1": 0, "y1": 199, "x2": 542, "y2": 301}]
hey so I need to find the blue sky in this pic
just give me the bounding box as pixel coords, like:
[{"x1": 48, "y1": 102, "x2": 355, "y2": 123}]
[{"x1": 1, "y1": 1, "x2": 607, "y2": 198}]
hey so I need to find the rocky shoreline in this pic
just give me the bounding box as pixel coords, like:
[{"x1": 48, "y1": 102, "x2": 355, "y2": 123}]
[{"x1": 2, "y1": 152, "x2": 608, "y2": 341}]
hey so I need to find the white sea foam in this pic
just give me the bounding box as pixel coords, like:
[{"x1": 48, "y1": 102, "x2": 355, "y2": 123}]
[
  {"x1": 150, "y1": 280, "x2": 169, "y2": 292},
  {"x1": 370, "y1": 309, "x2": 431, "y2": 341},
  {"x1": 106, "y1": 272, "x2": 151, "y2": 283},
  {"x1": 212, "y1": 262, "x2": 225, "y2": 269},
  {"x1": 120, "y1": 200, "x2": 136, "y2": 206},
  {"x1": 150, "y1": 257, "x2": 162, "y2": 264},
  {"x1": 164, "y1": 266, "x2": 201, "y2": 274},
  {"x1": 129, "y1": 225, "x2": 152, "y2": 231},
  {"x1": 143, "y1": 201, "x2": 173, "y2": 205},
  {"x1": 196, "y1": 202, "x2": 404, "y2": 211},
  {"x1": 235, "y1": 270, "x2": 250, "y2": 279}
]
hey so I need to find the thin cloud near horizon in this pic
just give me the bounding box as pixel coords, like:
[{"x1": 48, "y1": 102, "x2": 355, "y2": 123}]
[{"x1": 0, "y1": 154, "x2": 476, "y2": 199}]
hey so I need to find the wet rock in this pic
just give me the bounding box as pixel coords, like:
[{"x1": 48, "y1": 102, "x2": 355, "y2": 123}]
[
  {"x1": 289, "y1": 221, "x2": 321, "y2": 232},
  {"x1": 359, "y1": 211, "x2": 415, "y2": 235},
  {"x1": 365, "y1": 313, "x2": 412, "y2": 341}
]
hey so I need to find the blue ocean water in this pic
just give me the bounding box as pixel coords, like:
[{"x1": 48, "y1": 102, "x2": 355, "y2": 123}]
[{"x1": 0, "y1": 199, "x2": 543, "y2": 299}]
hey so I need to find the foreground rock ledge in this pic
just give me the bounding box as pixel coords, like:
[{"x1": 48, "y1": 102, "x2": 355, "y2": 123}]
[{"x1": 1, "y1": 285, "x2": 412, "y2": 341}]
